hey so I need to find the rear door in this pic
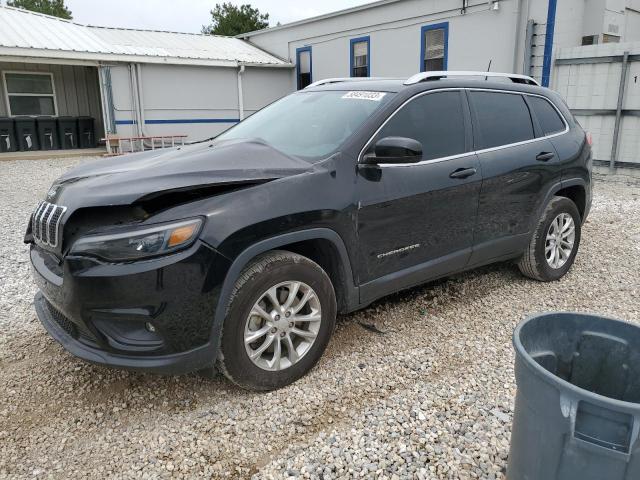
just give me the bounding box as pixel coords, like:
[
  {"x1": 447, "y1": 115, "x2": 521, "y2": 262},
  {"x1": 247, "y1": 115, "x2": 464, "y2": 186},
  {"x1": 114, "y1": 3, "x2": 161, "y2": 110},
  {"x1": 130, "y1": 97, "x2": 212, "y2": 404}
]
[
  {"x1": 356, "y1": 89, "x2": 481, "y2": 301},
  {"x1": 468, "y1": 90, "x2": 563, "y2": 265}
]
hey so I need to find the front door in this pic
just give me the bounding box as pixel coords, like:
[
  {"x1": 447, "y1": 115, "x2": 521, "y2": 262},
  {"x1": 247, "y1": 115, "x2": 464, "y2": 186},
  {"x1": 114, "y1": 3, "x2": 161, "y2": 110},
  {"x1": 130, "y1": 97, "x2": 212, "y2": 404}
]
[{"x1": 356, "y1": 90, "x2": 482, "y2": 303}]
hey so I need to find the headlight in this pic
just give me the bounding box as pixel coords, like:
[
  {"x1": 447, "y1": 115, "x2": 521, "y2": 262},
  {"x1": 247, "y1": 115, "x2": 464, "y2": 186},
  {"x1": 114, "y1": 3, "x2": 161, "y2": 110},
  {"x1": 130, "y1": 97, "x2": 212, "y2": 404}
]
[{"x1": 70, "y1": 218, "x2": 203, "y2": 261}]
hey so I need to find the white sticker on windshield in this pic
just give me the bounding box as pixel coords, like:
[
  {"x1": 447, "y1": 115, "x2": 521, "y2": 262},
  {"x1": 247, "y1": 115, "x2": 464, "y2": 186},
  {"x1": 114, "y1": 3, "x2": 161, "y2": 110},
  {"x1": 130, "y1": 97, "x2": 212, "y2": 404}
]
[{"x1": 342, "y1": 91, "x2": 387, "y2": 102}]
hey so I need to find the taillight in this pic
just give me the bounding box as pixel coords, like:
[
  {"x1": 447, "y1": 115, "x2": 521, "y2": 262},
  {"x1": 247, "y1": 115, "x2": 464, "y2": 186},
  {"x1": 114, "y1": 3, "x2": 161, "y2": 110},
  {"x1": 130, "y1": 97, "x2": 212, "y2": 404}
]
[{"x1": 586, "y1": 132, "x2": 593, "y2": 146}]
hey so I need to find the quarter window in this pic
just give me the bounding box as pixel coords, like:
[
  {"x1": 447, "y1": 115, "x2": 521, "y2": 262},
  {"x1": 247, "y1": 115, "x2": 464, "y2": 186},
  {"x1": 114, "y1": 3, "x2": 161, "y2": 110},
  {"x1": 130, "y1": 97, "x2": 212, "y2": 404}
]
[
  {"x1": 528, "y1": 96, "x2": 565, "y2": 136},
  {"x1": 350, "y1": 37, "x2": 370, "y2": 77},
  {"x1": 296, "y1": 47, "x2": 312, "y2": 90},
  {"x1": 469, "y1": 91, "x2": 534, "y2": 149},
  {"x1": 374, "y1": 91, "x2": 467, "y2": 161},
  {"x1": 421, "y1": 23, "x2": 448, "y2": 72},
  {"x1": 3, "y1": 72, "x2": 57, "y2": 116}
]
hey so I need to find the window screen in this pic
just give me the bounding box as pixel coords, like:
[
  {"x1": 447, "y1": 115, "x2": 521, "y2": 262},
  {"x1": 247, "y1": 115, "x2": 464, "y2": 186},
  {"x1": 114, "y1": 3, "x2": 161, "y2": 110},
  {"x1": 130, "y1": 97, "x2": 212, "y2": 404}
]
[
  {"x1": 470, "y1": 92, "x2": 534, "y2": 149},
  {"x1": 423, "y1": 27, "x2": 445, "y2": 71},
  {"x1": 4, "y1": 72, "x2": 56, "y2": 116},
  {"x1": 297, "y1": 49, "x2": 312, "y2": 90},
  {"x1": 528, "y1": 96, "x2": 566, "y2": 136},
  {"x1": 375, "y1": 91, "x2": 467, "y2": 161},
  {"x1": 351, "y1": 40, "x2": 369, "y2": 77}
]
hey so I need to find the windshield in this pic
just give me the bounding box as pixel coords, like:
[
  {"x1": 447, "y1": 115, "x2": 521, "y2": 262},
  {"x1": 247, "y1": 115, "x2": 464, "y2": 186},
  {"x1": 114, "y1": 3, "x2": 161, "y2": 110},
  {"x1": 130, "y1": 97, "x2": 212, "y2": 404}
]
[{"x1": 215, "y1": 90, "x2": 393, "y2": 159}]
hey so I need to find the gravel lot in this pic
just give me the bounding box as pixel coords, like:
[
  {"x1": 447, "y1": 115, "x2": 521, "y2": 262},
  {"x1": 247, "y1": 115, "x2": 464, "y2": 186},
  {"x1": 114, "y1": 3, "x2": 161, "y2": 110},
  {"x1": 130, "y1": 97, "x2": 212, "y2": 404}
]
[{"x1": 1, "y1": 156, "x2": 639, "y2": 479}]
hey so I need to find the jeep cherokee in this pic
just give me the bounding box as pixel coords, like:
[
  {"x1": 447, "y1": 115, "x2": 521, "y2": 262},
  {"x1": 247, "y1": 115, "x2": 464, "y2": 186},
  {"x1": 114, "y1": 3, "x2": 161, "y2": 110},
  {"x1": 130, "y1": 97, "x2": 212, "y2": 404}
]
[{"x1": 26, "y1": 71, "x2": 592, "y2": 390}]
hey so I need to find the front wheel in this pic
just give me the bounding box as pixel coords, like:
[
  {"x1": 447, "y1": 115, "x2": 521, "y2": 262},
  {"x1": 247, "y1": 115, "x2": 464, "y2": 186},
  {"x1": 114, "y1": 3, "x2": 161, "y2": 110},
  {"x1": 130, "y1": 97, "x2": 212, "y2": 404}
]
[
  {"x1": 217, "y1": 250, "x2": 337, "y2": 391},
  {"x1": 518, "y1": 196, "x2": 582, "y2": 281}
]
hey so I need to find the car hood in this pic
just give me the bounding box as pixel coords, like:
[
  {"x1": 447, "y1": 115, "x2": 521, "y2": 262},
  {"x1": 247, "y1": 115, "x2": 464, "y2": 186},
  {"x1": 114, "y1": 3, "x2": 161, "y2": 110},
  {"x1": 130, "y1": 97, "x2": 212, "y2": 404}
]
[{"x1": 48, "y1": 139, "x2": 313, "y2": 209}]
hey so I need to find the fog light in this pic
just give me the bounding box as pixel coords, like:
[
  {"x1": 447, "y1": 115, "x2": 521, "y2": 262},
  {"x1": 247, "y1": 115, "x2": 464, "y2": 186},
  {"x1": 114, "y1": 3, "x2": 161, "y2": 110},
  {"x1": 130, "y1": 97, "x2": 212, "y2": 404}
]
[{"x1": 145, "y1": 322, "x2": 156, "y2": 332}]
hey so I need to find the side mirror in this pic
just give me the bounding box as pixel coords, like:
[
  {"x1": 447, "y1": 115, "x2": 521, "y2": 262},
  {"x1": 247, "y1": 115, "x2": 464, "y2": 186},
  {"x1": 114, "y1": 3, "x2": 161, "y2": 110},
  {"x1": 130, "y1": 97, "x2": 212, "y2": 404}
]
[{"x1": 362, "y1": 136, "x2": 423, "y2": 165}]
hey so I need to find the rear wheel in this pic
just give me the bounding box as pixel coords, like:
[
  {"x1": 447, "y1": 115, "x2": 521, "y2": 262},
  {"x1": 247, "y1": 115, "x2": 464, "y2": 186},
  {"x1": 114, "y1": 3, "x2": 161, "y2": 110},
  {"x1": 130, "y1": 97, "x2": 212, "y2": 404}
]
[
  {"x1": 217, "y1": 250, "x2": 337, "y2": 391},
  {"x1": 518, "y1": 196, "x2": 581, "y2": 281}
]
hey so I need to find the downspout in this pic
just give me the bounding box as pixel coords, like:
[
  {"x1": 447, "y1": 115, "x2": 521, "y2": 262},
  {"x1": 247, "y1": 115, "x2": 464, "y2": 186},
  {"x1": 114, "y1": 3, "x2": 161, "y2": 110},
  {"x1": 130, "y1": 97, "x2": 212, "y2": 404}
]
[
  {"x1": 512, "y1": 0, "x2": 525, "y2": 72},
  {"x1": 135, "y1": 63, "x2": 149, "y2": 136},
  {"x1": 541, "y1": 0, "x2": 558, "y2": 87},
  {"x1": 128, "y1": 64, "x2": 142, "y2": 136},
  {"x1": 237, "y1": 64, "x2": 246, "y2": 121},
  {"x1": 97, "y1": 66, "x2": 113, "y2": 136}
]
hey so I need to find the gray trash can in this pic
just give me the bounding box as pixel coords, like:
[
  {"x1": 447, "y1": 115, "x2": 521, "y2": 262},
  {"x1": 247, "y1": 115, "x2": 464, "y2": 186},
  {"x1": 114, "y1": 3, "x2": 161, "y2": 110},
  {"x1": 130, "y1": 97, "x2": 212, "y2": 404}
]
[
  {"x1": 77, "y1": 116, "x2": 96, "y2": 148},
  {"x1": 14, "y1": 116, "x2": 39, "y2": 151},
  {"x1": 36, "y1": 116, "x2": 59, "y2": 150},
  {"x1": 57, "y1": 116, "x2": 78, "y2": 149},
  {"x1": 509, "y1": 312, "x2": 640, "y2": 480},
  {"x1": 0, "y1": 117, "x2": 17, "y2": 152}
]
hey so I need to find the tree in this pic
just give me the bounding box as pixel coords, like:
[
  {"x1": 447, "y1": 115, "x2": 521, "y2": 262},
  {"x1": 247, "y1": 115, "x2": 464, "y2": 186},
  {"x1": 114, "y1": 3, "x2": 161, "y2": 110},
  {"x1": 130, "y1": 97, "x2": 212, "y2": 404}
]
[
  {"x1": 202, "y1": 3, "x2": 269, "y2": 36},
  {"x1": 6, "y1": 0, "x2": 72, "y2": 19}
]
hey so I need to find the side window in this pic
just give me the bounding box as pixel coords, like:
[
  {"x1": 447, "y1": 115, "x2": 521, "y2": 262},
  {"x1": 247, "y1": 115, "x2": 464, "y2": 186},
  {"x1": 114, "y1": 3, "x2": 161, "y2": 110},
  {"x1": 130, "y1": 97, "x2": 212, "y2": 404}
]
[
  {"x1": 296, "y1": 47, "x2": 312, "y2": 90},
  {"x1": 350, "y1": 37, "x2": 370, "y2": 77},
  {"x1": 375, "y1": 91, "x2": 467, "y2": 161},
  {"x1": 421, "y1": 23, "x2": 448, "y2": 72},
  {"x1": 528, "y1": 96, "x2": 566, "y2": 136},
  {"x1": 469, "y1": 91, "x2": 534, "y2": 149}
]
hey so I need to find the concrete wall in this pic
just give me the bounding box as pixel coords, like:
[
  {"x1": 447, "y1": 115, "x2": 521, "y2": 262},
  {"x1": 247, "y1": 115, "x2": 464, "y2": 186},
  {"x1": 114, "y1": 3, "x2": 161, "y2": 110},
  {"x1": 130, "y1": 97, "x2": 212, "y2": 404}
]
[
  {"x1": 553, "y1": 42, "x2": 640, "y2": 164},
  {"x1": 109, "y1": 63, "x2": 292, "y2": 142},
  {"x1": 0, "y1": 61, "x2": 104, "y2": 138}
]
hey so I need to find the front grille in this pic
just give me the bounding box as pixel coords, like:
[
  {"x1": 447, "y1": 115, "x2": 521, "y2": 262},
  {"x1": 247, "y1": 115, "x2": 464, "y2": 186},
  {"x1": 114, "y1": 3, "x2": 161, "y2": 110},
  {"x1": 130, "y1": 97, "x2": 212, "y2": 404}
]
[{"x1": 32, "y1": 201, "x2": 66, "y2": 248}]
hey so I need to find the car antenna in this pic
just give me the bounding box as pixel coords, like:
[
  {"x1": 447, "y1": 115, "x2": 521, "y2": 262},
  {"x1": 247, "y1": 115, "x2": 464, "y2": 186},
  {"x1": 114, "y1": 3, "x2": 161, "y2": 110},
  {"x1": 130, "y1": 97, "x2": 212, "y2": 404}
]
[{"x1": 485, "y1": 59, "x2": 492, "y2": 81}]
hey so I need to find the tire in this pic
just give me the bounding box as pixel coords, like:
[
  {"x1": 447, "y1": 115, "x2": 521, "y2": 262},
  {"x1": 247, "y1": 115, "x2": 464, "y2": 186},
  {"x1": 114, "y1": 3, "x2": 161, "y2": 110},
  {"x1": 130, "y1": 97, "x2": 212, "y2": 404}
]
[
  {"x1": 217, "y1": 250, "x2": 337, "y2": 391},
  {"x1": 518, "y1": 196, "x2": 582, "y2": 282}
]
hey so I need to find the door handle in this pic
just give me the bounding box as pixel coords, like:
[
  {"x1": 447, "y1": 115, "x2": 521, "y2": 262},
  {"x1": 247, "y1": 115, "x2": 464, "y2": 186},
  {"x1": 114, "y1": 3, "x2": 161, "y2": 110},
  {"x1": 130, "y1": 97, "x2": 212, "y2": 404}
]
[
  {"x1": 536, "y1": 152, "x2": 555, "y2": 162},
  {"x1": 449, "y1": 167, "x2": 477, "y2": 179}
]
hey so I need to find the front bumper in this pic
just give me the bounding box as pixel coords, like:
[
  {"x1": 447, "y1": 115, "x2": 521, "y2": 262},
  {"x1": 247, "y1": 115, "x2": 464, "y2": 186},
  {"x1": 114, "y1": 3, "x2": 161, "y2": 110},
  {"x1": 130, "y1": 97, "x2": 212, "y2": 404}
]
[{"x1": 31, "y1": 241, "x2": 230, "y2": 374}]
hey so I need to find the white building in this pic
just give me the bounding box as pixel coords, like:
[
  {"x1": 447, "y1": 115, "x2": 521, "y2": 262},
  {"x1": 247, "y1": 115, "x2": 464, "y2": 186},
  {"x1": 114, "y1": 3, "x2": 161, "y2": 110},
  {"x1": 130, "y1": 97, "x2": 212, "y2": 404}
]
[{"x1": 240, "y1": 0, "x2": 640, "y2": 89}]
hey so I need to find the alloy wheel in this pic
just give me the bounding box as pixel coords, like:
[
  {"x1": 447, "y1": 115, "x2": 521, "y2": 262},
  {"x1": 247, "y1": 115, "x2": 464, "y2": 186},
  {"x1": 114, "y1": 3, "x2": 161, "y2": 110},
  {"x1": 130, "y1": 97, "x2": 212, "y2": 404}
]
[
  {"x1": 545, "y1": 213, "x2": 575, "y2": 269},
  {"x1": 244, "y1": 281, "x2": 322, "y2": 371}
]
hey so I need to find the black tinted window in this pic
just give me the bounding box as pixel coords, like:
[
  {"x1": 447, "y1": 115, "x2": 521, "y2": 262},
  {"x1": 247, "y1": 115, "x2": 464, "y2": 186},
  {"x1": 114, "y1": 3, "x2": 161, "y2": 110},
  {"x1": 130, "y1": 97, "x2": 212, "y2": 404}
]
[
  {"x1": 528, "y1": 96, "x2": 566, "y2": 135},
  {"x1": 376, "y1": 91, "x2": 466, "y2": 160},
  {"x1": 470, "y1": 92, "x2": 534, "y2": 149}
]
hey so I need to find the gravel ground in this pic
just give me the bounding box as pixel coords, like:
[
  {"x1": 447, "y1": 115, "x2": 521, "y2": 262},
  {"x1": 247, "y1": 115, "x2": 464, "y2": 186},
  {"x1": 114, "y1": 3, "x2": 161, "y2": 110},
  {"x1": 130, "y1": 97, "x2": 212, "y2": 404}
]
[{"x1": 1, "y1": 157, "x2": 639, "y2": 479}]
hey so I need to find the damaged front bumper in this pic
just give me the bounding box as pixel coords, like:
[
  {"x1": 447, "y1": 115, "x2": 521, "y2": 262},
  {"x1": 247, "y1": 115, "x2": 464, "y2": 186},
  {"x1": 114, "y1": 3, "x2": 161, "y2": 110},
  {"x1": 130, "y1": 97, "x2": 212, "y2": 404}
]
[{"x1": 31, "y1": 241, "x2": 230, "y2": 374}]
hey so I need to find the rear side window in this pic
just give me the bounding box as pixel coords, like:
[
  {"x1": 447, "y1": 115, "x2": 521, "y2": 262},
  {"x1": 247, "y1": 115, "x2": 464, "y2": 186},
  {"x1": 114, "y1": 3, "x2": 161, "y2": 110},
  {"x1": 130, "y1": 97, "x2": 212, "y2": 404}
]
[
  {"x1": 528, "y1": 96, "x2": 566, "y2": 136},
  {"x1": 470, "y1": 91, "x2": 534, "y2": 149},
  {"x1": 375, "y1": 91, "x2": 467, "y2": 161}
]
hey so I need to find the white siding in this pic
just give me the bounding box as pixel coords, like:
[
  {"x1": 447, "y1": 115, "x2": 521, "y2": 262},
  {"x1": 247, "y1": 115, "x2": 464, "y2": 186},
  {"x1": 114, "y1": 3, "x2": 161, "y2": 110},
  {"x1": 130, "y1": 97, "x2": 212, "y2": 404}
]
[{"x1": 109, "y1": 63, "x2": 292, "y2": 142}]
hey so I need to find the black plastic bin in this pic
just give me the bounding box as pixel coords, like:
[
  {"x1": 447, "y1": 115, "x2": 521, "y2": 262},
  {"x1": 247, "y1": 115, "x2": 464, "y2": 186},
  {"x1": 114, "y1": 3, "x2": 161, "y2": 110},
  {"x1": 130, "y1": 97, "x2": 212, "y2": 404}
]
[
  {"x1": 36, "y1": 116, "x2": 59, "y2": 150},
  {"x1": 509, "y1": 312, "x2": 640, "y2": 480},
  {"x1": 77, "y1": 116, "x2": 96, "y2": 148},
  {"x1": 14, "y1": 116, "x2": 39, "y2": 151},
  {"x1": 0, "y1": 117, "x2": 17, "y2": 152},
  {"x1": 57, "y1": 116, "x2": 78, "y2": 149}
]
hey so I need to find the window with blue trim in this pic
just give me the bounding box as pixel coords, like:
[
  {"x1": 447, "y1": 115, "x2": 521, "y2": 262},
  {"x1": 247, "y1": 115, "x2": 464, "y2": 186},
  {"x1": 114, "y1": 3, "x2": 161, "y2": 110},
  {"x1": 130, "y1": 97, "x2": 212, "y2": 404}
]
[
  {"x1": 296, "y1": 46, "x2": 312, "y2": 90},
  {"x1": 421, "y1": 23, "x2": 448, "y2": 72},
  {"x1": 350, "y1": 36, "x2": 370, "y2": 77}
]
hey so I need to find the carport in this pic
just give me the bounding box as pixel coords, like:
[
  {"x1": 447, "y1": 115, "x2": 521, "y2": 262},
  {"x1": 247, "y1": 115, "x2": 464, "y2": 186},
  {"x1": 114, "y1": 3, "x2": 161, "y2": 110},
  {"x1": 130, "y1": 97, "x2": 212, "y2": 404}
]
[{"x1": 0, "y1": 6, "x2": 293, "y2": 158}]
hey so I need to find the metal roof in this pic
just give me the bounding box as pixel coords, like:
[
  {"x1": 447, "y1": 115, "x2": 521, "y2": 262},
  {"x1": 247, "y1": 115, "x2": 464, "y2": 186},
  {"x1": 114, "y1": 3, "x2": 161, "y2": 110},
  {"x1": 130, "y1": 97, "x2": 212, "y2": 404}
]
[{"x1": 0, "y1": 6, "x2": 290, "y2": 68}]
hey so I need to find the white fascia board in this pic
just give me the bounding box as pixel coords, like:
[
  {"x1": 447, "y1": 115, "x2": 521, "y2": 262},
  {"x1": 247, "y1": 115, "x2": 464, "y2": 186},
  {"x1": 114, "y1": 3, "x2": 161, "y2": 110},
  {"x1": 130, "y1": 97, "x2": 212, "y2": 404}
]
[{"x1": 0, "y1": 47, "x2": 292, "y2": 68}]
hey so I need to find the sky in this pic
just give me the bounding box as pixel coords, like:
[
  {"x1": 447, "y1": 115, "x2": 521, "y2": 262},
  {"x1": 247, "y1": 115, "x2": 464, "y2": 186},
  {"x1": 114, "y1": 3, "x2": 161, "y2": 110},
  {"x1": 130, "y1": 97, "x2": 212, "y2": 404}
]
[{"x1": 60, "y1": 0, "x2": 374, "y2": 33}]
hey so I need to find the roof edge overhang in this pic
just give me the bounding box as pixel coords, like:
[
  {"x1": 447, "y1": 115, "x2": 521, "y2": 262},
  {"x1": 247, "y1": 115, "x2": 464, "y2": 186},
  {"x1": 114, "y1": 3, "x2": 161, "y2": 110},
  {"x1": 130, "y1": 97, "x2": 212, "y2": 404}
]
[
  {"x1": 237, "y1": 0, "x2": 405, "y2": 38},
  {"x1": 0, "y1": 47, "x2": 294, "y2": 68}
]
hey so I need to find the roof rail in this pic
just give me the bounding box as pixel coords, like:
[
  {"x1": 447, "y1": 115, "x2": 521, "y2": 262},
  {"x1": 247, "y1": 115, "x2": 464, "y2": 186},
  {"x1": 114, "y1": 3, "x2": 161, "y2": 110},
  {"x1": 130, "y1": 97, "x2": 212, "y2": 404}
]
[
  {"x1": 404, "y1": 71, "x2": 540, "y2": 86},
  {"x1": 304, "y1": 77, "x2": 394, "y2": 89}
]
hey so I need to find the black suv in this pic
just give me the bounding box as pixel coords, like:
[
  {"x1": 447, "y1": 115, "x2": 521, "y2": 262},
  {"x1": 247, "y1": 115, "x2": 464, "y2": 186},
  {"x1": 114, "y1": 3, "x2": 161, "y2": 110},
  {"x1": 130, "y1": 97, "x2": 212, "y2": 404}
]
[{"x1": 27, "y1": 72, "x2": 592, "y2": 390}]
